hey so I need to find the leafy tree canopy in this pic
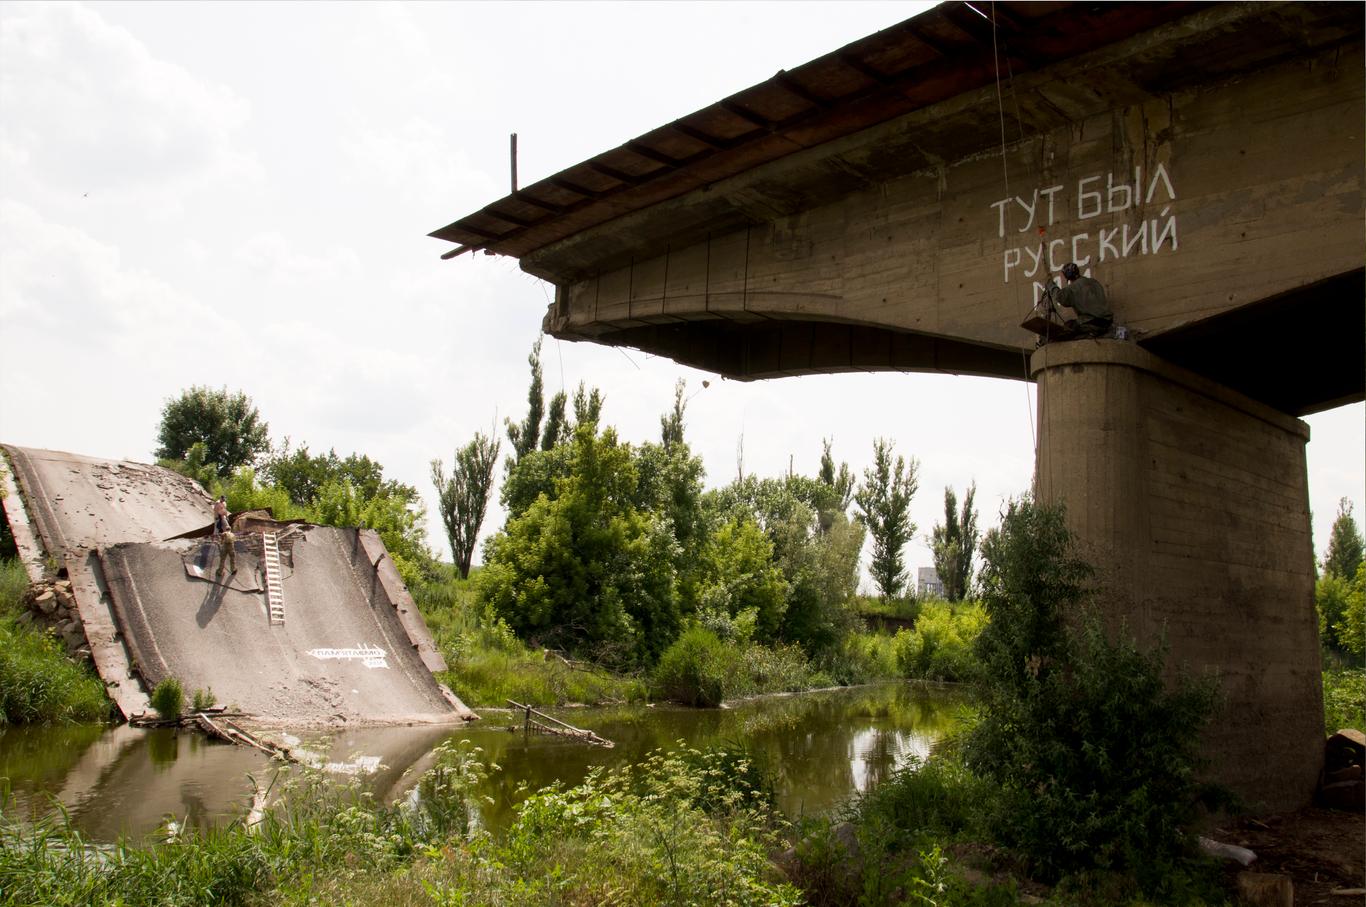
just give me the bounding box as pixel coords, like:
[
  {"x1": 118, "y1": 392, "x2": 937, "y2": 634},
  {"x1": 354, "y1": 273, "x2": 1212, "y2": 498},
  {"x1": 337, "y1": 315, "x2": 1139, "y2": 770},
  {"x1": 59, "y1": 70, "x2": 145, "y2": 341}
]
[
  {"x1": 1325, "y1": 497, "x2": 1364, "y2": 580},
  {"x1": 477, "y1": 423, "x2": 679, "y2": 667},
  {"x1": 500, "y1": 381, "x2": 612, "y2": 523},
  {"x1": 817, "y1": 438, "x2": 854, "y2": 517},
  {"x1": 264, "y1": 442, "x2": 411, "y2": 508},
  {"x1": 1337, "y1": 564, "x2": 1366, "y2": 658},
  {"x1": 704, "y1": 475, "x2": 863, "y2": 655},
  {"x1": 225, "y1": 467, "x2": 431, "y2": 586},
  {"x1": 693, "y1": 518, "x2": 788, "y2": 644},
  {"x1": 155, "y1": 386, "x2": 269, "y2": 477}
]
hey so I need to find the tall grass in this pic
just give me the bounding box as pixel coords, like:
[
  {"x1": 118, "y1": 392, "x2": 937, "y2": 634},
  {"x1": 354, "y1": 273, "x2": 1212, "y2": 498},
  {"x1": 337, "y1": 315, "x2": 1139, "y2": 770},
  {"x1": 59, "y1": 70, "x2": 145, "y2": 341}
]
[
  {"x1": 150, "y1": 678, "x2": 184, "y2": 720},
  {"x1": 818, "y1": 630, "x2": 900, "y2": 685},
  {"x1": 0, "y1": 559, "x2": 110, "y2": 725},
  {"x1": 0, "y1": 557, "x2": 26, "y2": 610},
  {"x1": 854, "y1": 594, "x2": 920, "y2": 622}
]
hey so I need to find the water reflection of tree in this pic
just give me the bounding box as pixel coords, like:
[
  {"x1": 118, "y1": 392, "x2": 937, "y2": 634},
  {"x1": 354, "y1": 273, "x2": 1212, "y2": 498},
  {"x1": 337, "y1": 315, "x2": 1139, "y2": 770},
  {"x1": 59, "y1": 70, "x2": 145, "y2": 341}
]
[
  {"x1": 146, "y1": 728, "x2": 179, "y2": 768},
  {"x1": 859, "y1": 729, "x2": 901, "y2": 790},
  {"x1": 0, "y1": 723, "x2": 106, "y2": 790},
  {"x1": 0, "y1": 723, "x2": 107, "y2": 821}
]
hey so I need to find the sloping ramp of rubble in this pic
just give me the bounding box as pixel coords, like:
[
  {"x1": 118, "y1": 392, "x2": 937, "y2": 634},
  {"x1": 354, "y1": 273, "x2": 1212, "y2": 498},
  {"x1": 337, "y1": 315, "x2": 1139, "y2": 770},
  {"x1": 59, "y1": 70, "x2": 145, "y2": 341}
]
[{"x1": 2, "y1": 444, "x2": 474, "y2": 725}]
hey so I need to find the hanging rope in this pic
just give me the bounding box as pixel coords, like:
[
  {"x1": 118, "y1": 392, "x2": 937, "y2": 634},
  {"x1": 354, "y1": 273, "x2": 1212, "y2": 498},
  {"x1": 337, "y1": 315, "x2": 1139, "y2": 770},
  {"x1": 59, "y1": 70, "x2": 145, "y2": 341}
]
[{"x1": 990, "y1": 2, "x2": 1040, "y2": 467}]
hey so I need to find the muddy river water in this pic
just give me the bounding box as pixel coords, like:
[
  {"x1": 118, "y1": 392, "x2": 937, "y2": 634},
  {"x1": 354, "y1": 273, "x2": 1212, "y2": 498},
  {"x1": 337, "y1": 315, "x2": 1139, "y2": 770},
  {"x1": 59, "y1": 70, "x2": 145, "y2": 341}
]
[{"x1": 1, "y1": 682, "x2": 966, "y2": 842}]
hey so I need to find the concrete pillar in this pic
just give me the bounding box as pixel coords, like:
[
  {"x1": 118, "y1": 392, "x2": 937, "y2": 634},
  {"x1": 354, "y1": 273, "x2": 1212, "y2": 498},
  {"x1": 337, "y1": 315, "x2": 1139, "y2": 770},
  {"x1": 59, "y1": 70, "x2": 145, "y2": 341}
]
[{"x1": 1031, "y1": 340, "x2": 1323, "y2": 813}]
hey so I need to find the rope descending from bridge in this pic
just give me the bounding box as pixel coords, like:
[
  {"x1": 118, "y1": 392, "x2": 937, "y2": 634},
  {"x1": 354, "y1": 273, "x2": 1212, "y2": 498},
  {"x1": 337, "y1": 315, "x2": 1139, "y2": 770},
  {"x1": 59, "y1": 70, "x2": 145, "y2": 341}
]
[{"x1": 990, "y1": 0, "x2": 1041, "y2": 465}]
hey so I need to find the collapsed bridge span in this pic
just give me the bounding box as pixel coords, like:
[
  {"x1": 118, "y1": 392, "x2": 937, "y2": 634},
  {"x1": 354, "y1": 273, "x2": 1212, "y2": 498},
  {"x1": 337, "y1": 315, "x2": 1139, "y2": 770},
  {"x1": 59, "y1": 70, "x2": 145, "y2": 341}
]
[{"x1": 2, "y1": 444, "x2": 474, "y2": 726}]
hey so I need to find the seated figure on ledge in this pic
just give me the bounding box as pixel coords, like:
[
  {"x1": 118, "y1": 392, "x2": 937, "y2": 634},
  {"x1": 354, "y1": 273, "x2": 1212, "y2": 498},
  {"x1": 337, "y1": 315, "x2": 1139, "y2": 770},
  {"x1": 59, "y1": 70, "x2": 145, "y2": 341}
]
[{"x1": 1021, "y1": 262, "x2": 1115, "y2": 343}]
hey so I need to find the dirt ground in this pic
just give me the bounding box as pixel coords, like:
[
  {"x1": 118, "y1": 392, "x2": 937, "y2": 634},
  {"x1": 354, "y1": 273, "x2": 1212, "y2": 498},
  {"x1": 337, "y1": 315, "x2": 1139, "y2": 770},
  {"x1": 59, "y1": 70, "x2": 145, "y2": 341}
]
[{"x1": 1211, "y1": 807, "x2": 1364, "y2": 904}]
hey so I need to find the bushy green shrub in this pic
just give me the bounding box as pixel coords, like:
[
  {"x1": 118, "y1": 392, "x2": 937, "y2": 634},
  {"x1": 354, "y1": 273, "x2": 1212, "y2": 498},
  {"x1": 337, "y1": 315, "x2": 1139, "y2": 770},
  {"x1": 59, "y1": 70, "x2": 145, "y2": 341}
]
[
  {"x1": 1324, "y1": 667, "x2": 1366, "y2": 733},
  {"x1": 150, "y1": 677, "x2": 184, "y2": 720},
  {"x1": 1317, "y1": 571, "x2": 1354, "y2": 653},
  {"x1": 491, "y1": 746, "x2": 798, "y2": 906},
  {"x1": 652, "y1": 625, "x2": 738, "y2": 706},
  {"x1": 190, "y1": 688, "x2": 216, "y2": 712},
  {"x1": 818, "y1": 630, "x2": 898, "y2": 685},
  {"x1": 893, "y1": 600, "x2": 987, "y2": 682},
  {"x1": 739, "y1": 641, "x2": 831, "y2": 693},
  {"x1": 792, "y1": 757, "x2": 1012, "y2": 907},
  {"x1": 965, "y1": 498, "x2": 1219, "y2": 892},
  {"x1": 651, "y1": 626, "x2": 834, "y2": 705},
  {"x1": 850, "y1": 755, "x2": 988, "y2": 848},
  {"x1": 693, "y1": 517, "x2": 789, "y2": 644},
  {"x1": 704, "y1": 476, "x2": 864, "y2": 659},
  {"x1": 479, "y1": 425, "x2": 682, "y2": 669}
]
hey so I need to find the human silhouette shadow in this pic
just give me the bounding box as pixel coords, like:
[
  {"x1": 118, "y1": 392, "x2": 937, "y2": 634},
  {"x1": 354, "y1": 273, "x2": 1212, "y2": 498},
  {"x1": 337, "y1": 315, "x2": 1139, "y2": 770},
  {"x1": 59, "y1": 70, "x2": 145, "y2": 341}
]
[
  {"x1": 197, "y1": 580, "x2": 227, "y2": 628},
  {"x1": 192, "y1": 541, "x2": 215, "y2": 574}
]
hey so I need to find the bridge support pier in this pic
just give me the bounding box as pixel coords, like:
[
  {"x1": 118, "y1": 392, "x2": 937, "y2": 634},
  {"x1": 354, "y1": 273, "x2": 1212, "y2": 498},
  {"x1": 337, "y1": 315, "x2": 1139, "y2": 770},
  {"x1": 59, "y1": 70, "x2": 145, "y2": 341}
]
[{"x1": 1031, "y1": 341, "x2": 1323, "y2": 812}]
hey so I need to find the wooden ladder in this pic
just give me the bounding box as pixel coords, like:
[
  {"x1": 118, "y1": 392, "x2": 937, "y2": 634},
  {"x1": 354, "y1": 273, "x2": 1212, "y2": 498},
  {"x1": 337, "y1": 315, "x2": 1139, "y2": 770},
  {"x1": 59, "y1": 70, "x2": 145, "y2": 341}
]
[{"x1": 262, "y1": 532, "x2": 285, "y2": 626}]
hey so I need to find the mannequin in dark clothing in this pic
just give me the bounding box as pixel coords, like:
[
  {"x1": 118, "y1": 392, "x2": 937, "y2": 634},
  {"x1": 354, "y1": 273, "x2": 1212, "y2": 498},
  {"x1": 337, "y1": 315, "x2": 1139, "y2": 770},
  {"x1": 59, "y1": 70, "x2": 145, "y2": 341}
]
[{"x1": 1043, "y1": 262, "x2": 1112, "y2": 338}]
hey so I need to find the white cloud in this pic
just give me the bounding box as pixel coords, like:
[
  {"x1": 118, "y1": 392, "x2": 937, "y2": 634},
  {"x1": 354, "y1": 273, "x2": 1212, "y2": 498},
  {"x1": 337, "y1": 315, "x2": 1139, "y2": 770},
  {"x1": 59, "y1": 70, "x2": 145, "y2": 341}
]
[
  {"x1": 0, "y1": 198, "x2": 249, "y2": 462},
  {"x1": 0, "y1": 1, "x2": 256, "y2": 206},
  {"x1": 233, "y1": 231, "x2": 362, "y2": 287},
  {"x1": 0, "y1": 199, "x2": 232, "y2": 340},
  {"x1": 346, "y1": 115, "x2": 497, "y2": 213}
]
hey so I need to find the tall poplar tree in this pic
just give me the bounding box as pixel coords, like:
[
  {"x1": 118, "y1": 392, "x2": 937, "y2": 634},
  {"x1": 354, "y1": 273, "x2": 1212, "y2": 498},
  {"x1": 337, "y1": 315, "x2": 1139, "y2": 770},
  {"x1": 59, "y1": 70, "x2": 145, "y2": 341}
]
[
  {"x1": 431, "y1": 432, "x2": 501, "y2": 579},
  {"x1": 541, "y1": 390, "x2": 568, "y2": 451},
  {"x1": 504, "y1": 339, "x2": 544, "y2": 467},
  {"x1": 855, "y1": 438, "x2": 918, "y2": 601},
  {"x1": 930, "y1": 482, "x2": 979, "y2": 601},
  {"x1": 1325, "y1": 498, "x2": 1364, "y2": 580},
  {"x1": 818, "y1": 438, "x2": 855, "y2": 513}
]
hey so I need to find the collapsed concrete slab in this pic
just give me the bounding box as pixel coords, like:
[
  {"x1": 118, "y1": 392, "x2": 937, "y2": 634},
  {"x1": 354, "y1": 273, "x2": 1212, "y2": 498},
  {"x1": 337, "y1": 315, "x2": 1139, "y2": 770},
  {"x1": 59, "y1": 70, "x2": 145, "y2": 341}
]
[
  {"x1": 2, "y1": 444, "x2": 474, "y2": 726},
  {"x1": 100, "y1": 528, "x2": 465, "y2": 725}
]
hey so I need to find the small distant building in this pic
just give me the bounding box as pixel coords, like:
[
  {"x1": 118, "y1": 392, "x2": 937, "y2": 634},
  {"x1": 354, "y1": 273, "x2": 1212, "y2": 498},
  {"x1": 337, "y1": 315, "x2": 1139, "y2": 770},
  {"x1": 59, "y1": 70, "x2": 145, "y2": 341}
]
[{"x1": 917, "y1": 567, "x2": 943, "y2": 599}]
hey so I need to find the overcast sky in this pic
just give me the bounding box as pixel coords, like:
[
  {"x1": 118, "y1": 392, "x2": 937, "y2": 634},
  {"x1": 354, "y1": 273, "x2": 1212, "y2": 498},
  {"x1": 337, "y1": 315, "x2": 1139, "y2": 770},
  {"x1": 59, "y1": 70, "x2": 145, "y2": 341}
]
[{"x1": 1, "y1": 1, "x2": 1361, "y2": 586}]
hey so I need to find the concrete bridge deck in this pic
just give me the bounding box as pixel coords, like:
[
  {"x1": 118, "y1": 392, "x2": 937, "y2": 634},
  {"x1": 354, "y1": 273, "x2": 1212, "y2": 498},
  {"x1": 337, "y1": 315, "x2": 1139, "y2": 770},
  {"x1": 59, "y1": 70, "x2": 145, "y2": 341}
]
[
  {"x1": 2, "y1": 444, "x2": 474, "y2": 726},
  {"x1": 434, "y1": 1, "x2": 1363, "y2": 417}
]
